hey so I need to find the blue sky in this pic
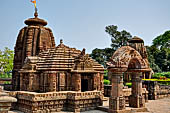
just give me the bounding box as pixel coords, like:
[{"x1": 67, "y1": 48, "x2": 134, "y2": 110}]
[{"x1": 1, "y1": 0, "x2": 170, "y2": 53}]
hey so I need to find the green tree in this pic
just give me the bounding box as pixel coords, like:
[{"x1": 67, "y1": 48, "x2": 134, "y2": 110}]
[
  {"x1": 91, "y1": 25, "x2": 132, "y2": 68},
  {"x1": 151, "y1": 30, "x2": 170, "y2": 72},
  {"x1": 105, "y1": 25, "x2": 132, "y2": 50},
  {"x1": 0, "y1": 47, "x2": 14, "y2": 78},
  {"x1": 90, "y1": 25, "x2": 132, "y2": 67},
  {"x1": 146, "y1": 46, "x2": 161, "y2": 72},
  {"x1": 154, "y1": 48, "x2": 170, "y2": 72},
  {"x1": 146, "y1": 45, "x2": 170, "y2": 72},
  {"x1": 153, "y1": 30, "x2": 170, "y2": 49},
  {"x1": 90, "y1": 48, "x2": 114, "y2": 67}
]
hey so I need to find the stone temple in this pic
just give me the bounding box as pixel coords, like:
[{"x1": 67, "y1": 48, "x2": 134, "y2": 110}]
[
  {"x1": 4, "y1": 8, "x2": 158, "y2": 113},
  {"x1": 11, "y1": 11, "x2": 104, "y2": 113}
]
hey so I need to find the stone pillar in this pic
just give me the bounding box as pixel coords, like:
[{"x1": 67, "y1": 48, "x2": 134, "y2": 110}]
[
  {"x1": 100, "y1": 73, "x2": 104, "y2": 93},
  {"x1": 109, "y1": 72, "x2": 125, "y2": 113},
  {"x1": 129, "y1": 72, "x2": 145, "y2": 108},
  {"x1": 73, "y1": 73, "x2": 81, "y2": 92},
  {"x1": 149, "y1": 81, "x2": 158, "y2": 100},
  {"x1": 93, "y1": 74, "x2": 97, "y2": 91},
  {"x1": 143, "y1": 72, "x2": 146, "y2": 79},
  {"x1": 13, "y1": 72, "x2": 19, "y2": 91},
  {"x1": 56, "y1": 74, "x2": 59, "y2": 91},
  {"x1": 49, "y1": 73, "x2": 56, "y2": 92},
  {"x1": 20, "y1": 73, "x2": 23, "y2": 91},
  {"x1": 28, "y1": 73, "x2": 34, "y2": 91}
]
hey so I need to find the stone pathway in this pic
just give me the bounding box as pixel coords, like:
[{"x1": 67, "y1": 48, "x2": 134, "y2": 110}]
[
  {"x1": 138, "y1": 97, "x2": 170, "y2": 113},
  {"x1": 9, "y1": 110, "x2": 106, "y2": 113},
  {"x1": 9, "y1": 97, "x2": 170, "y2": 113}
]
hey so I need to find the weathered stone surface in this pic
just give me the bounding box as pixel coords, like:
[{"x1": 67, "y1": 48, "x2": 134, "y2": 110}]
[
  {"x1": 0, "y1": 90, "x2": 17, "y2": 113},
  {"x1": 107, "y1": 37, "x2": 150, "y2": 112},
  {"x1": 143, "y1": 81, "x2": 170, "y2": 100},
  {"x1": 9, "y1": 91, "x2": 102, "y2": 113},
  {"x1": 17, "y1": 40, "x2": 104, "y2": 93},
  {"x1": 12, "y1": 12, "x2": 56, "y2": 91}
]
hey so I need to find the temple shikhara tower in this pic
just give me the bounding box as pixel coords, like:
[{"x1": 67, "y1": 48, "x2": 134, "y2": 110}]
[
  {"x1": 11, "y1": 10, "x2": 104, "y2": 113},
  {"x1": 12, "y1": 11, "x2": 55, "y2": 90}
]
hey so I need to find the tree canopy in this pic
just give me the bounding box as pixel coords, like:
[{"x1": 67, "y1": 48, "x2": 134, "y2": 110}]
[
  {"x1": 0, "y1": 47, "x2": 14, "y2": 78},
  {"x1": 90, "y1": 48, "x2": 114, "y2": 67},
  {"x1": 90, "y1": 25, "x2": 132, "y2": 67},
  {"x1": 105, "y1": 25, "x2": 132, "y2": 50},
  {"x1": 147, "y1": 31, "x2": 170, "y2": 72},
  {"x1": 153, "y1": 30, "x2": 170, "y2": 49}
]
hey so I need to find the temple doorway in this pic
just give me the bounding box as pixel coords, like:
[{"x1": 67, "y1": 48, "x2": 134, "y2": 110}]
[{"x1": 81, "y1": 79, "x2": 88, "y2": 92}]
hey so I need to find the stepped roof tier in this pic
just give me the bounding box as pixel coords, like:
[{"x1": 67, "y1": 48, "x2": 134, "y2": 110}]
[{"x1": 20, "y1": 39, "x2": 104, "y2": 73}]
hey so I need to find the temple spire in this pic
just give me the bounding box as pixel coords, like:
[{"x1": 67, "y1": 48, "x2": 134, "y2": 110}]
[
  {"x1": 60, "y1": 39, "x2": 63, "y2": 44},
  {"x1": 34, "y1": 7, "x2": 38, "y2": 18},
  {"x1": 24, "y1": 6, "x2": 47, "y2": 26}
]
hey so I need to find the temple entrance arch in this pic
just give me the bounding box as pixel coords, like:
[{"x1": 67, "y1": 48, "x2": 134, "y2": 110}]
[
  {"x1": 128, "y1": 58, "x2": 141, "y2": 69},
  {"x1": 126, "y1": 58, "x2": 145, "y2": 108},
  {"x1": 107, "y1": 43, "x2": 151, "y2": 113}
]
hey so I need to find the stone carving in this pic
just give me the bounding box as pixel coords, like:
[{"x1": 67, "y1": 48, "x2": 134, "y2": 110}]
[
  {"x1": 107, "y1": 37, "x2": 151, "y2": 112},
  {"x1": 74, "y1": 49, "x2": 94, "y2": 70},
  {"x1": 9, "y1": 91, "x2": 102, "y2": 113},
  {"x1": 107, "y1": 46, "x2": 149, "y2": 70}
]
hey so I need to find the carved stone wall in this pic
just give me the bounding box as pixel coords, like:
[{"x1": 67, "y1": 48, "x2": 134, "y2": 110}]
[
  {"x1": 59, "y1": 72, "x2": 66, "y2": 91},
  {"x1": 9, "y1": 91, "x2": 103, "y2": 113},
  {"x1": 143, "y1": 81, "x2": 170, "y2": 100}
]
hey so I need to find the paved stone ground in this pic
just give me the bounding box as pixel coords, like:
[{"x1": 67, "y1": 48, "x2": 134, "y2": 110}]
[
  {"x1": 9, "y1": 97, "x2": 170, "y2": 113},
  {"x1": 9, "y1": 110, "x2": 106, "y2": 113},
  {"x1": 138, "y1": 97, "x2": 170, "y2": 113}
]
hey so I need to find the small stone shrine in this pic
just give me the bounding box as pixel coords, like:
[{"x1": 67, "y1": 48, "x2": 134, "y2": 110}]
[
  {"x1": 11, "y1": 10, "x2": 104, "y2": 113},
  {"x1": 107, "y1": 37, "x2": 152, "y2": 113},
  {"x1": 18, "y1": 40, "x2": 104, "y2": 92}
]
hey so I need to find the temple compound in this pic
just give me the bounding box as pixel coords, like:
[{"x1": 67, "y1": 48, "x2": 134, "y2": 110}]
[
  {"x1": 9, "y1": 9, "x2": 154, "y2": 113},
  {"x1": 11, "y1": 11, "x2": 104, "y2": 113},
  {"x1": 107, "y1": 37, "x2": 152, "y2": 113}
]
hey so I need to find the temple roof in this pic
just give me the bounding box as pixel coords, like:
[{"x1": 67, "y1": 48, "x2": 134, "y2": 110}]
[
  {"x1": 128, "y1": 36, "x2": 144, "y2": 43},
  {"x1": 21, "y1": 40, "x2": 104, "y2": 72},
  {"x1": 107, "y1": 46, "x2": 150, "y2": 72},
  {"x1": 24, "y1": 11, "x2": 47, "y2": 26}
]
